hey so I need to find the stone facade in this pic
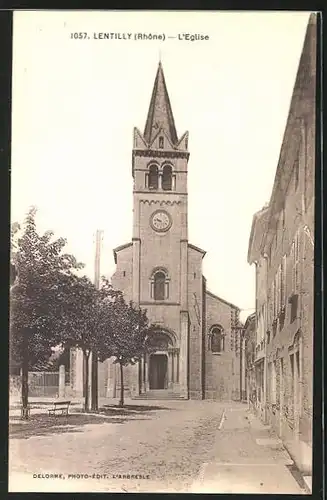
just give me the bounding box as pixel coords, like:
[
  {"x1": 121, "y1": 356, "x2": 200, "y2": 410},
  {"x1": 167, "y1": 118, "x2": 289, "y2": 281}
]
[
  {"x1": 70, "y1": 62, "x2": 241, "y2": 402},
  {"x1": 244, "y1": 313, "x2": 256, "y2": 404},
  {"x1": 247, "y1": 15, "x2": 316, "y2": 478},
  {"x1": 204, "y1": 291, "x2": 241, "y2": 401}
]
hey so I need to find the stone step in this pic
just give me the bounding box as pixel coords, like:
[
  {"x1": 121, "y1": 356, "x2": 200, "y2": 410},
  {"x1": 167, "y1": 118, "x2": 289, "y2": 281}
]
[
  {"x1": 133, "y1": 391, "x2": 184, "y2": 400},
  {"x1": 133, "y1": 396, "x2": 185, "y2": 400}
]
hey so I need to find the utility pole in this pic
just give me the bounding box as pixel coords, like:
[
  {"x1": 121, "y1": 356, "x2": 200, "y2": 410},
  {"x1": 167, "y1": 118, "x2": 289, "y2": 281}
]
[{"x1": 91, "y1": 229, "x2": 103, "y2": 412}]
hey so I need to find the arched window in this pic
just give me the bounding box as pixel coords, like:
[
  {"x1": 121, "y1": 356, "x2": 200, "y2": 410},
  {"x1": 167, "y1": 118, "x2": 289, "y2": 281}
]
[
  {"x1": 150, "y1": 268, "x2": 170, "y2": 300},
  {"x1": 209, "y1": 326, "x2": 225, "y2": 353},
  {"x1": 148, "y1": 164, "x2": 159, "y2": 189},
  {"x1": 159, "y1": 136, "x2": 164, "y2": 149},
  {"x1": 154, "y1": 272, "x2": 165, "y2": 300},
  {"x1": 162, "y1": 164, "x2": 172, "y2": 191}
]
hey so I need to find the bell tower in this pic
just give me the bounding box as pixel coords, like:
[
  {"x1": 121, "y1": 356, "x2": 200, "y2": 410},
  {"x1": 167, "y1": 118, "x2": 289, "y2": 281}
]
[{"x1": 131, "y1": 62, "x2": 190, "y2": 309}]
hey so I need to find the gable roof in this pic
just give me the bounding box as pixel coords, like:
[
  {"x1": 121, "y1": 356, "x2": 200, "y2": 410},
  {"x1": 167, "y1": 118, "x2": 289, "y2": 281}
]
[
  {"x1": 206, "y1": 289, "x2": 240, "y2": 311},
  {"x1": 113, "y1": 242, "x2": 132, "y2": 264},
  {"x1": 188, "y1": 242, "x2": 206, "y2": 257}
]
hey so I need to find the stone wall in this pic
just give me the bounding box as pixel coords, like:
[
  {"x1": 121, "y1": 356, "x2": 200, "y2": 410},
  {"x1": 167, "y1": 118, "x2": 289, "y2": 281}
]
[
  {"x1": 204, "y1": 292, "x2": 240, "y2": 400},
  {"x1": 111, "y1": 245, "x2": 133, "y2": 302},
  {"x1": 187, "y1": 246, "x2": 204, "y2": 399}
]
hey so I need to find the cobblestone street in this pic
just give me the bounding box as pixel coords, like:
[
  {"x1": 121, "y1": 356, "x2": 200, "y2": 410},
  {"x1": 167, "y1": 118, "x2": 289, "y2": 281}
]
[{"x1": 9, "y1": 399, "x2": 305, "y2": 493}]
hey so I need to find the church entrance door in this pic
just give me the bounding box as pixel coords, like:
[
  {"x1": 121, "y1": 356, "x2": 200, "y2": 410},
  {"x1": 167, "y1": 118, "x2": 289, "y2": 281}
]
[{"x1": 149, "y1": 354, "x2": 168, "y2": 389}]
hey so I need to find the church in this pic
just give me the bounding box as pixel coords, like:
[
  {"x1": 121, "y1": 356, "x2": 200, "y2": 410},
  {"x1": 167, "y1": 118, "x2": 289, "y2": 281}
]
[{"x1": 71, "y1": 62, "x2": 242, "y2": 401}]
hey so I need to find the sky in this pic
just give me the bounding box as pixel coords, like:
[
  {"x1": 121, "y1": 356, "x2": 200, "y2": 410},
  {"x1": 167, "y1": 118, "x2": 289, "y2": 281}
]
[{"x1": 11, "y1": 10, "x2": 311, "y2": 322}]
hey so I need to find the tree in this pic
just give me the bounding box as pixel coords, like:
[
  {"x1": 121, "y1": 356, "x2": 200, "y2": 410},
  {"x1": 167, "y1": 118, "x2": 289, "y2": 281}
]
[
  {"x1": 65, "y1": 277, "x2": 116, "y2": 413},
  {"x1": 60, "y1": 274, "x2": 100, "y2": 412},
  {"x1": 89, "y1": 279, "x2": 117, "y2": 411},
  {"x1": 97, "y1": 283, "x2": 154, "y2": 407},
  {"x1": 10, "y1": 207, "x2": 84, "y2": 418}
]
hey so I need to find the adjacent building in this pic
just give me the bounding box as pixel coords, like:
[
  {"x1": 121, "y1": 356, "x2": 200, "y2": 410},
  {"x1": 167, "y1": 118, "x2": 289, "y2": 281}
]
[
  {"x1": 243, "y1": 312, "x2": 256, "y2": 405},
  {"x1": 70, "y1": 62, "x2": 241, "y2": 401},
  {"x1": 247, "y1": 14, "x2": 316, "y2": 480}
]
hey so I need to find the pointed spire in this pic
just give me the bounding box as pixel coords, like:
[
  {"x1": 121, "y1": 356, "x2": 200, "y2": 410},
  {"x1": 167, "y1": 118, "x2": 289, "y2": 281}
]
[{"x1": 143, "y1": 62, "x2": 178, "y2": 146}]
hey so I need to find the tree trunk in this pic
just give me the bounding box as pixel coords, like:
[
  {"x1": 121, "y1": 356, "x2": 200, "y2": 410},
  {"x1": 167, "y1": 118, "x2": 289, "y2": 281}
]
[
  {"x1": 21, "y1": 330, "x2": 29, "y2": 420},
  {"x1": 119, "y1": 362, "x2": 124, "y2": 407},
  {"x1": 83, "y1": 351, "x2": 90, "y2": 412},
  {"x1": 91, "y1": 350, "x2": 98, "y2": 412}
]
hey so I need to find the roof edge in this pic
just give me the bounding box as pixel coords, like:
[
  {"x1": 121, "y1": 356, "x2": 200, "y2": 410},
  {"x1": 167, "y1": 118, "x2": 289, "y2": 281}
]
[
  {"x1": 188, "y1": 242, "x2": 206, "y2": 257},
  {"x1": 205, "y1": 289, "x2": 240, "y2": 310},
  {"x1": 113, "y1": 242, "x2": 133, "y2": 264}
]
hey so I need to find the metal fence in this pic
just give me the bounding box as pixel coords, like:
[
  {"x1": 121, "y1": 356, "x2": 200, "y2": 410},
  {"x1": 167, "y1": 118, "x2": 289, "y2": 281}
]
[{"x1": 28, "y1": 371, "x2": 59, "y2": 397}]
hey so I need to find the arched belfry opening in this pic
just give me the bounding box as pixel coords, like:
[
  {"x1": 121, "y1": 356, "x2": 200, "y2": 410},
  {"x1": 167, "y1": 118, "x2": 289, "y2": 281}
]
[
  {"x1": 139, "y1": 329, "x2": 180, "y2": 394},
  {"x1": 148, "y1": 164, "x2": 159, "y2": 189},
  {"x1": 162, "y1": 164, "x2": 173, "y2": 191}
]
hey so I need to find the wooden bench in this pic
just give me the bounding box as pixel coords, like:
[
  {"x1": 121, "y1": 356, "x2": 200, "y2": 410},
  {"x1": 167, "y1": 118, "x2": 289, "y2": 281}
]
[{"x1": 48, "y1": 400, "x2": 71, "y2": 417}]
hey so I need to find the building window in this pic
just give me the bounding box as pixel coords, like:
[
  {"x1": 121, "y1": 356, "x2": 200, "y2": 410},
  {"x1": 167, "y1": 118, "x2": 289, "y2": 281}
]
[
  {"x1": 148, "y1": 164, "x2": 159, "y2": 189},
  {"x1": 159, "y1": 136, "x2": 164, "y2": 149},
  {"x1": 209, "y1": 326, "x2": 225, "y2": 353},
  {"x1": 162, "y1": 164, "x2": 173, "y2": 191},
  {"x1": 296, "y1": 350, "x2": 300, "y2": 382},
  {"x1": 266, "y1": 329, "x2": 271, "y2": 344},
  {"x1": 290, "y1": 293, "x2": 298, "y2": 323},
  {"x1": 150, "y1": 268, "x2": 170, "y2": 300},
  {"x1": 282, "y1": 207, "x2": 285, "y2": 229},
  {"x1": 154, "y1": 272, "x2": 165, "y2": 300}
]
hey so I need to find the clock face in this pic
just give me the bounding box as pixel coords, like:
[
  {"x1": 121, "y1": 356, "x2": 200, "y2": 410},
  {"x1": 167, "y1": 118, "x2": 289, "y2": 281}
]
[{"x1": 150, "y1": 210, "x2": 172, "y2": 232}]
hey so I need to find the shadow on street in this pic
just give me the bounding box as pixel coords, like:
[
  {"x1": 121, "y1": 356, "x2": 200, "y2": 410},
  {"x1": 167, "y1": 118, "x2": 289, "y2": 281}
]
[
  {"x1": 99, "y1": 404, "x2": 173, "y2": 417},
  {"x1": 9, "y1": 412, "x2": 149, "y2": 440},
  {"x1": 9, "y1": 401, "x2": 82, "y2": 411}
]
